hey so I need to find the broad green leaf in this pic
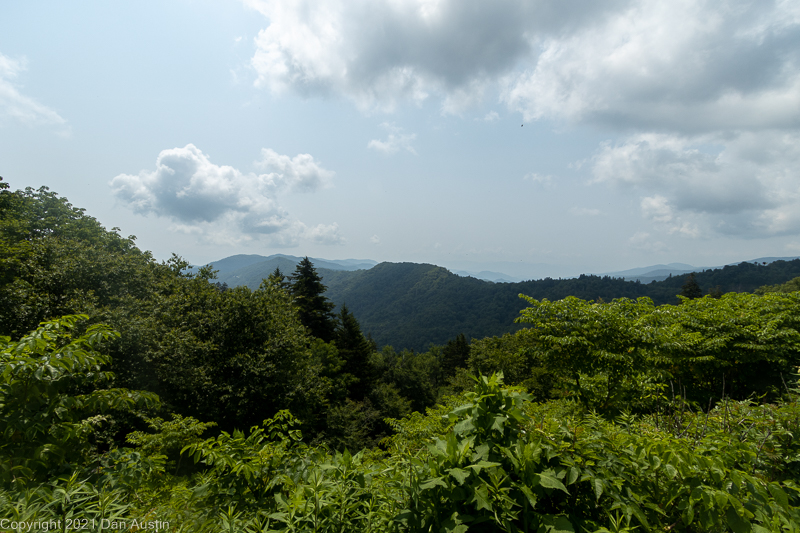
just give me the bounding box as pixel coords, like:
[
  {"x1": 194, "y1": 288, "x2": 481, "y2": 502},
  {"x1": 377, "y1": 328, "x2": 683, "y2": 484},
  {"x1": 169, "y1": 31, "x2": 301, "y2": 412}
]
[
  {"x1": 420, "y1": 476, "x2": 448, "y2": 491},
  {"x1": 535, "y1": 473, "x2": 568, "y2": 494},
  {"x1": 725, "y1": 507, "x2": 751, "y2": 533},
  {"x1": 540, "y1": 515, "x2": 575, "y2": 533},
  {"x1": 566, "y1": 466, "x2": 580, "y2": 485},
  {"x1": 592, "y1": 478, "x2": 604, "y2": 500},
  {"x1": 519, "y1": 485, "x2": 538, "y2": 509},
  {"x1": 448, "y1": 468, "x2": 470, "y2": 485},
  {"x1": 767, "y1": 484, "x2": 789, "y2": 509},
  {"x1": 467, "y1": 461, "x2": 501, "y2": 473},
  {"x1": 472, "y1": 484, "x2": 492, "y2": 511}
]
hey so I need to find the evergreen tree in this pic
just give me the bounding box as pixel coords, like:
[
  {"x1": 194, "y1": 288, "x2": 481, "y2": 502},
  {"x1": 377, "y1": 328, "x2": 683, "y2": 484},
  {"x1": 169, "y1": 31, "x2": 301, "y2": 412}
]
[
  {"x1": 290, "y1": 257, "x2": 336, "y2": 342},
  {"x1": 335, "y1": 304, "x2": 374, "y2": 400},
  {"x1": 680, "y1": 273, "x2": 703, "y2": 299},
  {"x1": 441, "y1": 333, "x2": 470, "y2": 377},
  {"x1": 267, "y1": 266, "x2": 288, "y2": 290}
]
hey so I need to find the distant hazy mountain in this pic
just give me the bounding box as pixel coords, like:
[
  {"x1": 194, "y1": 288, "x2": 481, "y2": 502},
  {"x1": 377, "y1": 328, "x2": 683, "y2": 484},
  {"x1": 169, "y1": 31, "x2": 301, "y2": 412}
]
[
  {"x1": 599, "y1": 263, "x2": 697, "y2": 279},
  {"x1": 453, "y1": 270, "x2": 522, "y2": 283},
  {"x1": 201, "y1": 254, "x2": 378, "y2": 287},
  {"x1": 599, "y1": 257, "x2": 800, "y2": 283},
  {"x1": 738, "y1": 256, "x2": 800, "y2": 265}
]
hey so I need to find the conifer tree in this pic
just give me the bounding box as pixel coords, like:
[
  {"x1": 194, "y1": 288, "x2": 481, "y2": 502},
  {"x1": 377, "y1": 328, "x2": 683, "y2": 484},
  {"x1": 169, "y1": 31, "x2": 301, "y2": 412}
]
[
  {"x1": 680, "y1": 272, "x2": 703, "y2": 299},
  {"x1": 335, "y1": 304, "x2": 374, "y2": 399},
  {"x1": 289, "y1": 257, "x2": 336, "y2": 342},
  {"x1": 267, "y1": 266, "x2": 288, "y2": 290},
  {"x1": 441, "y1": 333, "x2": 470, "y2": 377}
]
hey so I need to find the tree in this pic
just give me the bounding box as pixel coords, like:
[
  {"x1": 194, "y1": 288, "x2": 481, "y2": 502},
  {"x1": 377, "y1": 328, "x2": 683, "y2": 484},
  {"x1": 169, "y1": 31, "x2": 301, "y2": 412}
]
[
  {"x1": 440, "y1": 333, "x2": 470, "y2": 377},
  {"x1": 755, "y1": 276, "x2": 800, "y2": 294},
  {"x1": 334, "y1": 304, "x2": 374, "y2": 399},
  {"x1": 680, "y1": 272, "x2": 703, "y2": 299},
  {"x1": 267, "y1": 266, "x2": 288, "y2": 290},
  {"x1": 289, "y1": 257, "x2": 336, "y2": 342},
  {"x1": 516, "y1": 296, "x2": 660, "y2": 413},
  {"x1": 0, "y1": 315, "x2": 158, "y2": 486}
]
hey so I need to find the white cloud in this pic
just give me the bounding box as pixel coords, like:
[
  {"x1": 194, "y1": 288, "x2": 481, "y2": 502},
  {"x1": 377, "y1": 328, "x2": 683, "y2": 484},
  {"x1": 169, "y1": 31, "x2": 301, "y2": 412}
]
[
  {"x1": 244, "y1": 0, "x2": 562, "y2": 113},
  {"x1": 370, "y1": 234, "x2": 381, "y2": 245},
  {"x1": 244, "y1": 0, "x2": 800, "y2": 133},
  {"x1": 241, "y1": 0, "x2": 800, "y2": 240},
  {"x1": 482, "y1": 111, "x2": 500, "y2": 122},
  {"x1": 628, "y1": 231, "x2": 668, "y2": 253},
  {"x1": 110, "y1": 144, "x2": 341, "y2": 246},
  {"x1": 640, "y1": 196, "x2": 674, "y2": 224},
  {"x1": 0, "y1": 52, "x2": 67, "y2": 130},
  {"x1": 502, "y1": 0, "x2": 800, "y2": 133},
  {"x1": 523, "y1": 172, "x2": 554, "y2": 188},
  {"x1": 367, "y1": 123, "x2": 417, "y2": 155},
  {"x1": 593, "y1": 131, "x2": 800, "y2": 237},
  {"x1": 569, "y1": 207, "x2": 602, "y2": 216},
  {"x1": 304, "y1": 222, "x2": 345, "y2": 245},
  {"x1": 254, "y1": 148, "x2": 333, "y2": 192}
]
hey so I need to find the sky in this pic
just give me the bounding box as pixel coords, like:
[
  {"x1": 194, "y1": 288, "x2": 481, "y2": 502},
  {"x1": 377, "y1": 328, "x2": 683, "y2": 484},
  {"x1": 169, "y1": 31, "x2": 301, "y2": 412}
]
[{"x1": 2, "y1": 0, "x2": 800, "y2": 279}]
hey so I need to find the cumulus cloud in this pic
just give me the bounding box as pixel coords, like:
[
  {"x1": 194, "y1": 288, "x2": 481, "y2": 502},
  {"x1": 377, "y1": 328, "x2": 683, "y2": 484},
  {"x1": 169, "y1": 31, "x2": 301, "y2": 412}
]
[
  {"x1": 305, "y1": 222, "x2": 346, "y2": 245},
  {"x1": 110, "y1": 144, "x2": 342, "y2": 246},
  {"x1": 370, "y1": 234, "x2": 381, "y2": 245},
  {"x1": 367, "y1": 123, "x2": 417, "y2": 155},
  {"x1": 0, "y1": 52, "x2": 67, "y2": 130},
  {"x1": 502, "y1": 0, "x2": 800, "y2": 132},
  {"x1": 244, "y1": 0, "x2": 552, "y2": 113},
  {"x1": 244, "y1": 0, "x2": 799, "y2": 131},
  {"x1": 593, "y1": 131, "x2": 800, "y2": 237},
  {"x1": 254, "y1": 148, "x2": 334, "y2": 192},
  {"x1": 242, "y1": 0, "x2": 800, "y2": 237}
]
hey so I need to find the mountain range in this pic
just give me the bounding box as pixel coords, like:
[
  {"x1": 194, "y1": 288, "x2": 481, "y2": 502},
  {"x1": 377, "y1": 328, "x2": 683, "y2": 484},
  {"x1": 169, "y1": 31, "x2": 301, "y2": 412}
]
[{"x1": 203, "y1": 254, "x2": 800, "y2": 351}]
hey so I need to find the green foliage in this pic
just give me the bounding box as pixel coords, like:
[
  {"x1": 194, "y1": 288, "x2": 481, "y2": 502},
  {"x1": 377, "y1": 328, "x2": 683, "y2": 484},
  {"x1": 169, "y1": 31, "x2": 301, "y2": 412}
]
[
  {"x1": 290, "y1": 257, "x2": 336, "y2": 342},
  {"x1": 125, "y1": 414, "x2": 216, "y2": 474},
  {"x1": 317, "y1": 259, "x2": 800, "y2": 351},
  {"x1": 516, "y1": 296, "x2": 662, "y2": 413},
  {"x1": 181, "y1": 410, "x2": 304, "y2": 507},
  {"x1": 469, "y1": 332, "x2": 553, "y2": 400},
  {"x1": 121, "y1": 276, "x2": 325, "y2": 433},
  {"x1": 374, "y1": 346, "x2": 441, "y2": 413},
  {"x1": 0, "y1": 186, "x2": 158, "y2": 340},
  {"x1": 2, "y1": 368, "x2": 799, "y2": 532},
  {"x1": 756, "y1": 276, "x2": 800, "y2": 295},
  {"x1": 399, "y1": 374, "x2": 800, "y2": 532},
  {"x1": 440, "y1": 333, "x2": 471, "y2": 378},
  {"x1": 513, "y1": 291, "x2": 800, "y2": 410},
  {"x1": 680, "y1": 272, "x2": 703, "y2": 299},
  {"x1": 3, "y1": 184, "x2": 800, "y2": 531},
  {"x1": 1, "y1": 187, "x2": 331, "y2": 440},
  {"x1": 335, "y1": 304, "x2": 374, "y2": 400},
  {"x1": 0, "y1": 315, "x2": 158, "y2": 487},
  {"x1": 666, "y1": 291, "x2": 800, "y2": 402}
]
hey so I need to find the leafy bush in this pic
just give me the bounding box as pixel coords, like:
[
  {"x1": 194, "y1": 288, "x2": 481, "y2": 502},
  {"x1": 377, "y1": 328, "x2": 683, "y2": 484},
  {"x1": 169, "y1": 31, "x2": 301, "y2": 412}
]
[{"x1": 0, "y1": 315, "x2": 158, "y2": 487}]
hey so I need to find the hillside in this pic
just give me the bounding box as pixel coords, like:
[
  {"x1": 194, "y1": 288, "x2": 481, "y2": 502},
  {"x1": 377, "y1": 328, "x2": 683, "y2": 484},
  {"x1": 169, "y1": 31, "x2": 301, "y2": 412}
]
[
  {"x1": 320, "y1": 260, "x2": 800, "y2": 350},
  {"x1": 206, "y1": 252, "x2": 800, "y2": 351}
]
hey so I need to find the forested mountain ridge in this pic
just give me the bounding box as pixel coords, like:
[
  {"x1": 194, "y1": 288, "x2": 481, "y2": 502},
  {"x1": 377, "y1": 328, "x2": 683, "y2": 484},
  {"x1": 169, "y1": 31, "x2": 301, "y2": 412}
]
[
  {"x1": 319, "y1": 259, "x2": 800, "y2": 350},
  {"x1": 217, "y1": 254, "x2": 800, "y2": 351}
]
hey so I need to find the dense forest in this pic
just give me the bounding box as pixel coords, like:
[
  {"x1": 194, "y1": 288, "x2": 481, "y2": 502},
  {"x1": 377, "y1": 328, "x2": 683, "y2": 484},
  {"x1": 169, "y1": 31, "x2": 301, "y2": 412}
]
[
  {"x1": 2, "y1": 182, "x2": 800, "y2": 532},
  {"x1": 320, "y1": 260, "x2": 800, "y2": 351},
  {"x1": 210, "y1": 251, "x2": 800, "y2": 352}
]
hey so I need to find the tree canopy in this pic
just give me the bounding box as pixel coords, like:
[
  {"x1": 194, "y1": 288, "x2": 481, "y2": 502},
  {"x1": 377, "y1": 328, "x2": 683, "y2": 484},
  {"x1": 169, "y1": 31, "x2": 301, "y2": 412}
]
[{"x1": 289, "y1": 257, "x2": 336, "y2": 343}]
